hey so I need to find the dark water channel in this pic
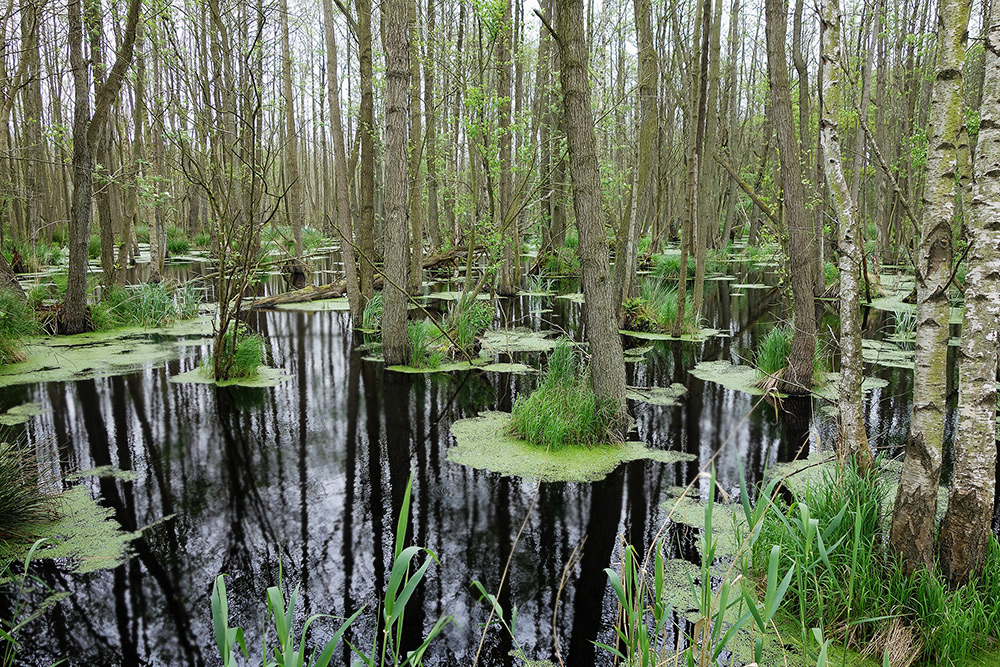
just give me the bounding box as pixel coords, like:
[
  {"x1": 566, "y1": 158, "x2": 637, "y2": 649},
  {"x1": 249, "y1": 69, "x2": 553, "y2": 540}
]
[{"x1": 0, "y1": 254, "x2": 934, "y2": 666}]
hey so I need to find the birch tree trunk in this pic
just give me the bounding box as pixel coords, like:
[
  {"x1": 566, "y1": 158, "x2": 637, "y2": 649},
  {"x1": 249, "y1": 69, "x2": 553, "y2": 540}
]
[
  {"x1": 557, "y1": 0, "x2": 628, "y2": 435},
  {"x1": 890, "y1": 0, "x2": 970, "y2": 573},
  {"x1": 820, "y1": 0, "x2": 874, "y2": 472},
  {"x1": 938, "y1": 0, "x2": 1000, "y2": 585}
]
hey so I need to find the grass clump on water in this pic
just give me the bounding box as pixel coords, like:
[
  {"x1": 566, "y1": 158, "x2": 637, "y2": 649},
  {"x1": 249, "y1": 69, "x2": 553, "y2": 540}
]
[
  {"x1": 748, "y1": 460, "x2": 1000, "y2": 666},
  {"x1": 450, "y1": 297, "x2": 492, "y2": 355},
  {"x1": 508, "y1": 340, "x2": 617, "y2": 449},
  {"x1": 622, "y1": 279, "x2": 698, "y2": 334},
  {"x1": 0, "y1": 442, "x2": 57, "y2": 551},
  {"x1": 0, "y1": 290, "x2": 40, "y2": 365},
  {"x1": 754, "y1": 323, "x2": 792, "y2": 377},
  {"x1": 216, "y1": 324, "x2": 265, "y2": 379},
  {"x1": 92, "y1": 282, "x2": 201, "y2": 330},
  {"x1": 408, "y1": 320, "x2": 445, "y2": 369}
]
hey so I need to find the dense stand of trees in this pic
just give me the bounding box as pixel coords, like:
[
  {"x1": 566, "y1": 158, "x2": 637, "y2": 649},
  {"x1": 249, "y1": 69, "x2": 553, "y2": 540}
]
[{"x1": 0, "y1": 0, "x2": 997, "y2": 581}]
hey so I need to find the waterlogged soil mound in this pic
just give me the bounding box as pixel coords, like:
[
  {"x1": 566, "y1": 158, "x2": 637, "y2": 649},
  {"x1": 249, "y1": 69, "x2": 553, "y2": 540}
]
[{"x1": 448, "y1": 411, "x2": 695, "y2": 482}]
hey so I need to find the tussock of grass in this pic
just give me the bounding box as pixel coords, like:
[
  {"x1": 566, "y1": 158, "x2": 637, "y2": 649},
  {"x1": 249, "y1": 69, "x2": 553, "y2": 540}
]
[
  {"x1": 622, "y1": 280, "x2": 698, "y2": 334},
  {"x1": 216, "y1": 324, "x2": 264, "y2": 379},
  {"x1": 450, "y1": 297, "x2": 492, "y2": 354},
  {"x1": 754, "y1": 323, "x2": 792, "y2": 377},
  {"x1": 542, "y1": 246, "x2": 580, "y2": 275},
  {"x1": 750, "y1": 462, "x2": 1000, "y2": 666},
  {"x1": 92, "y1": 282, "x2": 202, "y2": 330},
  {"x1": 0, "y1": 442, "x2": 57, "y2": 549},
  {"x1": 361, "y1": 292, "x2": 383, "y2": 331},
  {"x1": 0, "y1": 290, "x2": 39, "y2": 364},
  {"x1": 508, "y1": 341, "x2": 618, "y2": 449},
  {"x1": 408, "y1": 320, "x2": 445, "y2": 369}
]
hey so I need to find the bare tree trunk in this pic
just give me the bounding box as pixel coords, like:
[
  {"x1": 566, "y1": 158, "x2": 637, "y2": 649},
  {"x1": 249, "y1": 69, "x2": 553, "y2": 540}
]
[
  {"x1": 407, "y1": 0, "x2": 424, "y2": 295},
  {"x1": 938, "y1": 0, "x2": 1000, "y2": 586},
  {"x1": 498, "y1": 0, "x2": 518, "y2": 295},
  {"x1": 765, "y1": 0, "x2": 816, "y2": 393},
  {"x1": 382, "y1": 0, "x2": 411, "y2": 364},
  {"x1": 820, "y1": 0, "x2": 874, "y2": 472},
  {"x1": 557, "y1": 0, "x2": 628, "y2": 435},
  {"x1": 280, "y1": 0, "x2": 303, "y2": 264},
  {"x1": 673, "y1": 0, "x2": 710, "y2": 337},
  {"x1": 424, "y1": 0, "x2": 441, "y2": 252},
  {"x1": 322, "y1": 0, "x2": 361, "y2": 313},
  {"x1": 357, "y1": 0, "x2": 377, "y2": 302},
  {"x1": 64, "y1": 0, "x2": 141, "y2": 334},
  {"x1": 613, "y1": 0, "x2": 657, "y2": 322},
  {"x1": 890, "y1": 0, "x2": 970, "y2": 573}
]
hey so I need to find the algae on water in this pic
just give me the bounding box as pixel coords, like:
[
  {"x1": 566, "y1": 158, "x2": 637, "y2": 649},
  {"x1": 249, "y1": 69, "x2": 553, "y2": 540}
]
[
  {"x1": 169, "y1": 365, "x2": 290, "y2": 388},
  {"x1": 29, "y1": 486, "x2": 142, "y2": 573},
  {"x1": 480, "y1": 328, "x2": 558, "y2": 354},
  {"x1": 0, "y1": 315, "x2": 216, "y2": 388},
  {"x1": 273, "y1": 298, "x2": 351, "y2": 312},
  {"x1": 448, "y1": 411, "x2": 696, "y2": 482},
  {"x1": 689, "y1": 360, "x2": 767, "y2": 395},
  {"x1": 627, "y1": 383, "x2": 688, "y2": 407},
  {"x1": 0, "y1": 402, "x2": 48, "y2": 426}
]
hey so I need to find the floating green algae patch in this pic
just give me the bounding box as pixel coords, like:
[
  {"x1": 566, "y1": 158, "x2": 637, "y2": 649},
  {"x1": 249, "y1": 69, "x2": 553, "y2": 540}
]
[
  {"x1": 0, "y1": 314, "x2": 215, "y2": 388},
  {"x1": 620, "y1": 327, "x2": 725, "y2": 342},
  {"x1": 689, "y1": 360, "x2": 768, "y2": 395},
  {"x1": 812, "y1": 373, "x2": 890, "y2": 402},
  {"x1": 388, "y1": 360, "x2": 478, "y2": 374},
  {"x1": 862, "y1": 339, "x2": 914, "y2": 369},
  {"x1": 448, "y1": 411, "x2": 696, "y2": 482},
  {"x1": 731, "y1": 282, "x2": 770, "y2": 289},
  {"x1": 481, "y1": 362, "x2": 533, "y2": 374},
  {"x1": 28, "y1": 486, "x2": 142, "y2": 573},
  {"x1": 424, "y1": 290, "x2": 492, "y2": 302},
  {"x1": 273, "y1": 297, "x2": 351, "y2": 312},
  {"x1": 627, "y1": 383, "x2": 687, "y2": 406},
  {"x1": 64, "y1": 466, "x2": 138, "y2": 482},
  {"x1": 516, "y1": 289, "x2": 555, "y2": 297},
  {"x1": 554, "y1": 292, "x2": 585, "y2": 304},
  {"x1": 0, "y1": 402, "x2": 47, "y2": 425},
  {"x1": 623, "y1": 344, "x2": 654, "y2": 362},
  {"x1": 480, "y1": 328, "x2": 558, "y2": 354},
  {"x1": 169, "y1": 365, "x2": 290, "y2": 387}
]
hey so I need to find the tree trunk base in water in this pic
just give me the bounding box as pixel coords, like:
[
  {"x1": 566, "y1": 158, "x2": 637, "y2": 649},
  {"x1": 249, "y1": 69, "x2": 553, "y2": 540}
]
[
  {"x1": 253, "y1": 245, "x2": 479, "y2": 309},
  {"x1": 55, "y1": 303, "x2": 95, "y2": 335}
]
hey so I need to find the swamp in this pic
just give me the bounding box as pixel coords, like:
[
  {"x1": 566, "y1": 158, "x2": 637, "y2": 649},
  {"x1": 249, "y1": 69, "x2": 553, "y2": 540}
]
[{"x1": 0, "y1": 0, "x2": 999, "y2": 664}]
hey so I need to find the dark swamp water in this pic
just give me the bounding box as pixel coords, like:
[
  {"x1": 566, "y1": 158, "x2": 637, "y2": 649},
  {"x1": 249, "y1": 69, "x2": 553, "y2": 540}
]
[{"x1": 0, "y1": 251, "x2": 942, "y2": 666}]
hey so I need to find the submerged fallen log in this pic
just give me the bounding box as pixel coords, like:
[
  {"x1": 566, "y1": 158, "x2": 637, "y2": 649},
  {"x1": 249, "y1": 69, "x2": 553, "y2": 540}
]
[{"x1": 250, "y1": 245, "x2": 480, "y2": 309}]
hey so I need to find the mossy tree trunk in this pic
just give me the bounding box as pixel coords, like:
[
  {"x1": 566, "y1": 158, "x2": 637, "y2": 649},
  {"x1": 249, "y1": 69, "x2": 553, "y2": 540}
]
[
  {"x1": 938, "y1": 0, "x2": 1000, "y2": 586},
  {"x1": 381, "y1": 0, "x2": 411, "y2": 365},
  {"x1": 557, "y1": 0, "x2": 628, "y2": 435},
  {"x1": 890, "y1": 0, "x2": 970, "y2": 573},
  {"x1": 820, "y1": 0, "x2": 874, "y2": 472}
]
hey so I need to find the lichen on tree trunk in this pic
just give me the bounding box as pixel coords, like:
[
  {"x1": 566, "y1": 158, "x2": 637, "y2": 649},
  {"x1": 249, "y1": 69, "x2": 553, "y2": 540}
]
[
  {"x1": 938, "y1": 0, "x2": 1000, "y2": 586},
  {"x1": 819, "y1": 0, "x2": 873, "y2": 471},
  {"x1": 890, "y1": 0, "x2": 970, "y2": 573}
]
